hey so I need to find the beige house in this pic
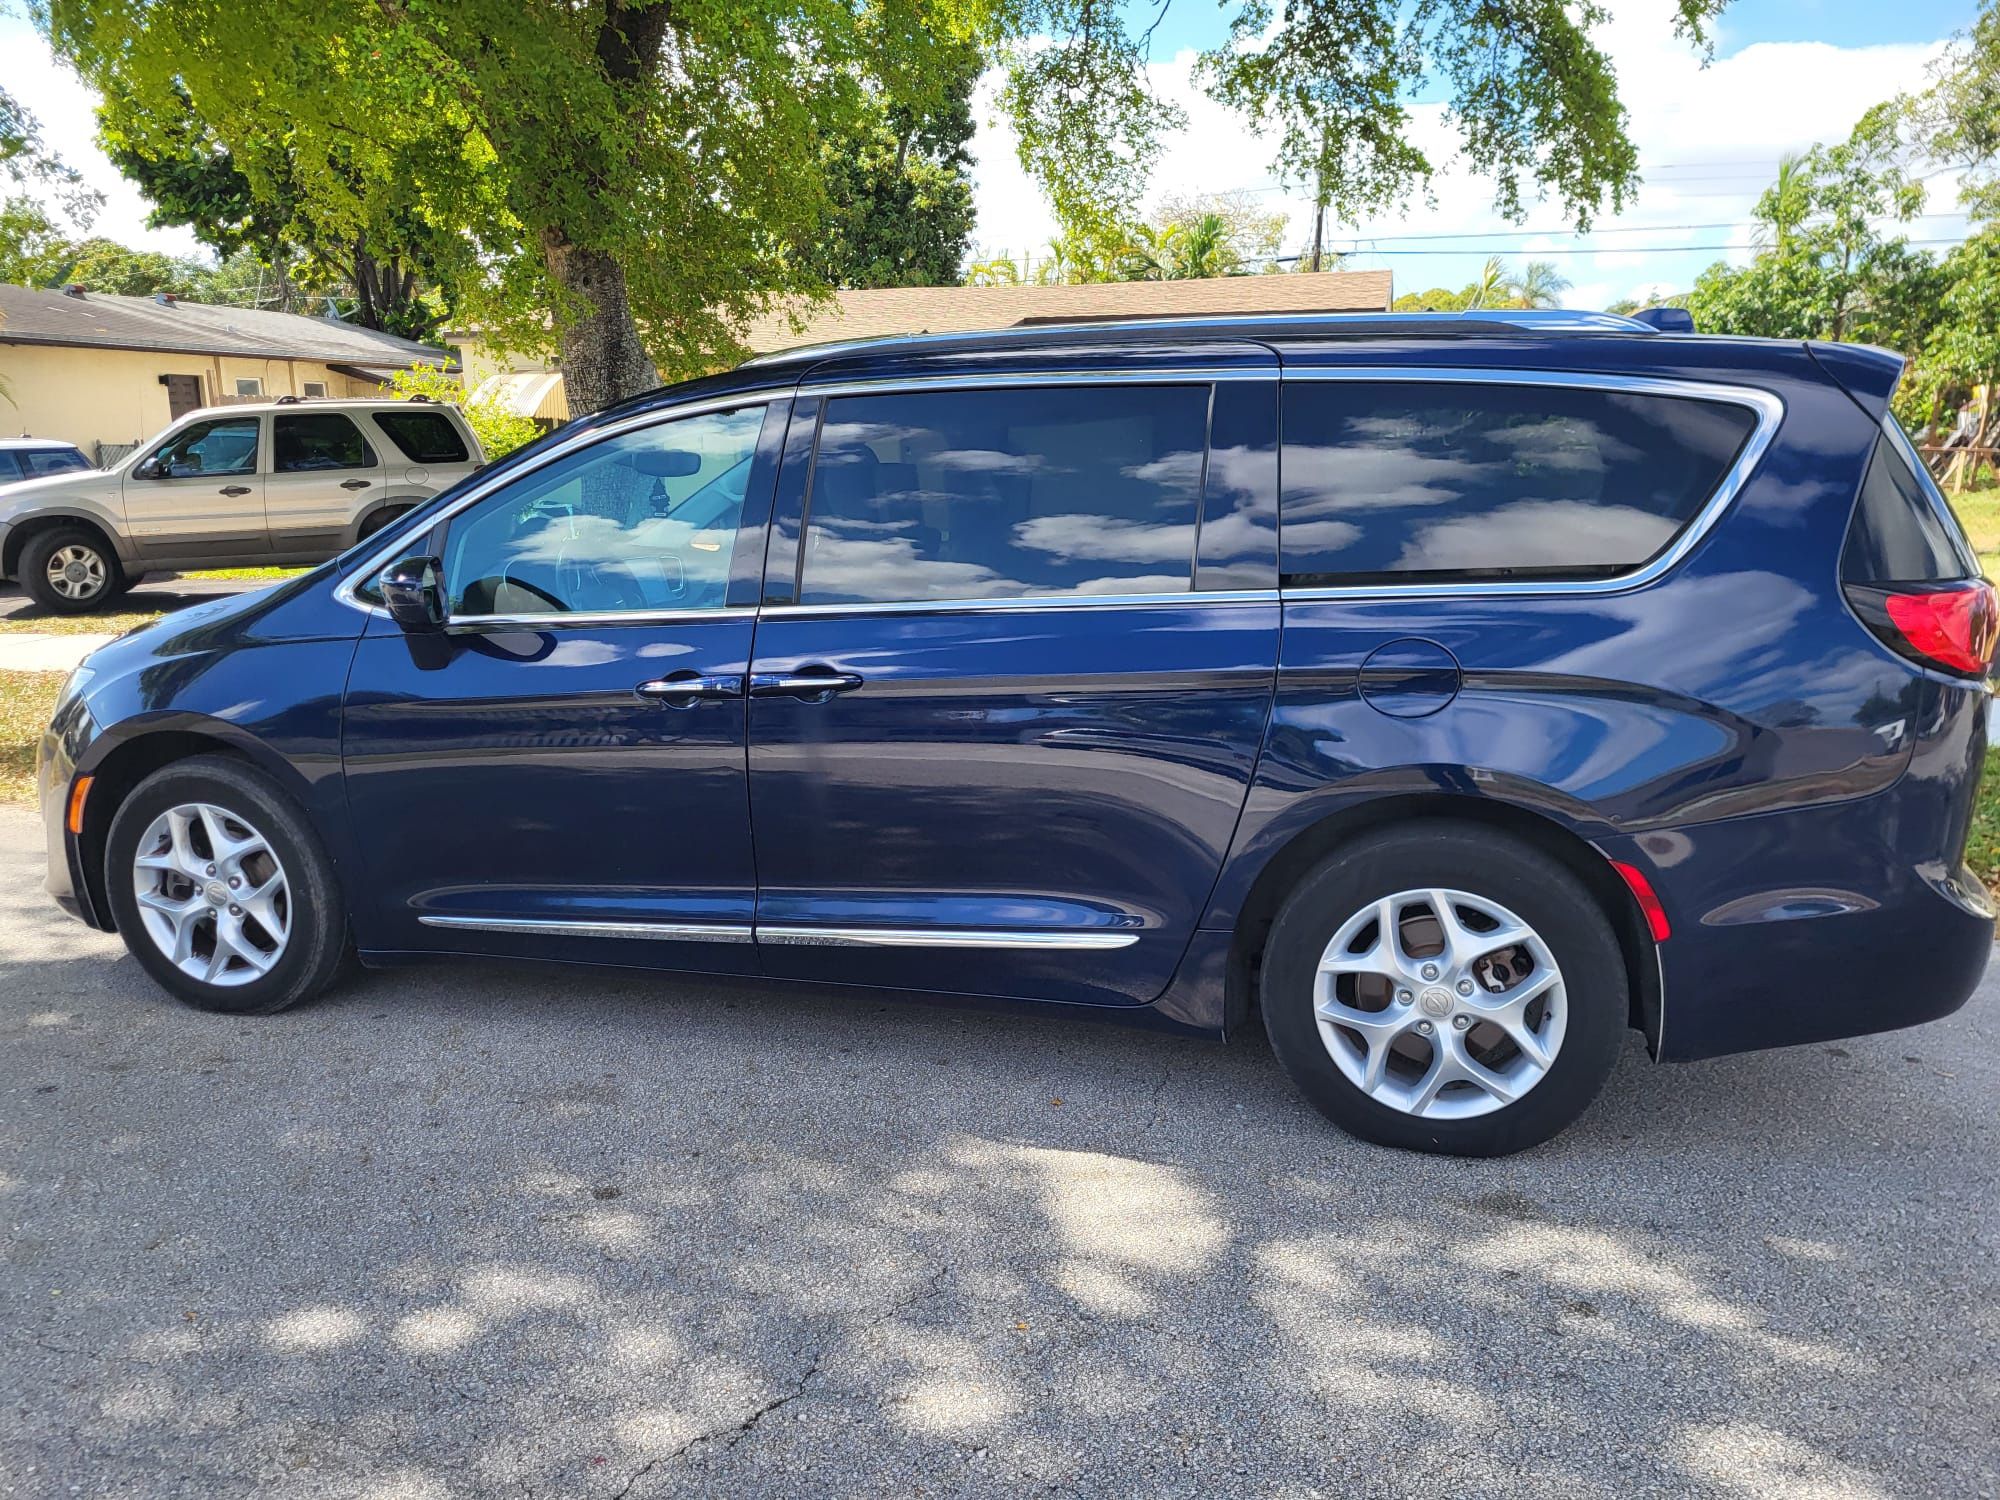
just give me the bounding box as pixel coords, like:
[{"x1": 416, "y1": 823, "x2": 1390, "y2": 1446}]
[
  {"x1": 448, "y1": 268, "x2": 1395, "y2": 418},
  {"x1": 0, "y1": 283, "x2": 456, "y2": 463}
]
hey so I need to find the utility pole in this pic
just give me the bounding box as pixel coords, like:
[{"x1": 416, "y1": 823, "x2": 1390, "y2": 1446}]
[{"x1": 1309, "y1": 163, "x2": 1326, "y2": 274}]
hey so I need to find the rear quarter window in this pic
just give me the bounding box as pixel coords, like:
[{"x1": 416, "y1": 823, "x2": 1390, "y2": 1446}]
[
  {"x1": 1279, "y1": 380, "x2": 1759, "y2": 585},
  {"x1": 373, "y1": 409, "x2": 470, "y2": 465},
  {"x1": 23, "y1": 448, "x2": 91, "y2": 477},
  {"x1": 1841, "y1": 424, "x2": 1978, "y2": 584}
]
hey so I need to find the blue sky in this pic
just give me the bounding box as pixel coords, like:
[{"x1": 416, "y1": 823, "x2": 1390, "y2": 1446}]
[{"x1": 3, "y1": 2, "x2": 1985, "y2": 311}]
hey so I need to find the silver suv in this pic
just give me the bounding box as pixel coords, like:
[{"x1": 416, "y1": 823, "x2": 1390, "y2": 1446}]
[{"x1": 0, "y1": 397, "x2": 485, "y2": 613}]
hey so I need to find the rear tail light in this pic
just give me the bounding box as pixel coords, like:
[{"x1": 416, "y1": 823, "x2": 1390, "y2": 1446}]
[{"x1": 1845, "y1": 580, "x2": 1999, "y2": 679}]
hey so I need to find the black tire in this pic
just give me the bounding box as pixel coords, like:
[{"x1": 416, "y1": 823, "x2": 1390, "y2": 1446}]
[
  {"x1": 19, "y1": 525, "x2": 126, "y2": 614},
  {"x1": 103, "y1": 756, "x2": 350, "y2": 1015},
  {"x1": 1261, "y1": 822, "x2": 1627, "y2": 1157}
]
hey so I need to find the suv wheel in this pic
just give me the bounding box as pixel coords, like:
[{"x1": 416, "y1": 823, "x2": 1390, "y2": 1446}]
[
  {"x1": 104, "y1": 756, "x2": 350, "y2": 1015},
  {"x1": 20, "y1": 525, "x2": 125, "y2": 613},
  {"x1": 1261, "y1": 823, "x2": 1626, "y2": 1156}
]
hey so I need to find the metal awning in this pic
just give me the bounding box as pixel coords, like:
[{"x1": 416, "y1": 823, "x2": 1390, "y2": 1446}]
[{"x1": 471, "y1": 370, "x2": 569, "y2": 422}]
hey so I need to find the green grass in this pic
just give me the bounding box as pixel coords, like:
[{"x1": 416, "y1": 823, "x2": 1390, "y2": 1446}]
[
  {"x1": 0, "y1": 670, "x2": 60, "y2": 805},
  {"x1": 1946, "y1": 483, "x2": 2000, "y2": 581},
  {"x1": 176, "y1": 566, "x2": 309, "y2": 583},
  {"x1": 1970, "y1": 747, "x2": 2000, "y2": 893},
  {"x1": 0, "y1": 607, "x2": 173, "y2": 637}
]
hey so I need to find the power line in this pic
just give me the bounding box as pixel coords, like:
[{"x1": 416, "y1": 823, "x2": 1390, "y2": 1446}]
[{"x1": 1307, "y1": 235, "x2": 1975, "y2": 258}]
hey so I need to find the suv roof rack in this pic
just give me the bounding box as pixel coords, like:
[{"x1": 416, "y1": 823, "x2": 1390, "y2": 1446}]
[
  {"x1": 744, "y1": 308, "x2": 1663, "y2": 367},
  {"x1": 273, "y1": 394, "x2": 302, "y2": 404}
]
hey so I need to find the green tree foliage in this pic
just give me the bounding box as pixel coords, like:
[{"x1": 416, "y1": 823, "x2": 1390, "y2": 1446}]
[
  {"x1": 1, "y1": 81, "x2": 98, "y2": 223},
  {"x1": 1390, "y1": 257, "x2": 1570, "y2": 311},
  {"x1": 41, "y1": 0, "x2": 1729, "y2": 414},
  {"x1": 806, "y1": 43, "x2": 979, "y2": 288},
  {"x1": 386, "y1": 364, "x2": 543, "y2": 461},
  {"x1": 0, "y1": 195, "x2": 69, "y2": 286}
]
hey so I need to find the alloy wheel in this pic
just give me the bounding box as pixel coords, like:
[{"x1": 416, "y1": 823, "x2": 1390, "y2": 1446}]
[
  {"x1": 130, "y1": 803, "x2": 292, "y2": 987},
  {"x1": 45, "y1": 544, "x2": 109, "y2": 601},
  {"x1": 1314, "y1": 887, "x2": 1566, "y2": 1119}
]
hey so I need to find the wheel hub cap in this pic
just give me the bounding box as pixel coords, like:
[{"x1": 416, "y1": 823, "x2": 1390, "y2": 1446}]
[
  {"x1": 1313, "y1": 887, "x2": 1566, "y2": 1120},
  {"x1": 46, "y1": 545, "x2": 107, "y2": 600},
  {"x1": 131, "y1": 802, "x2": 291, "y2": 987}
]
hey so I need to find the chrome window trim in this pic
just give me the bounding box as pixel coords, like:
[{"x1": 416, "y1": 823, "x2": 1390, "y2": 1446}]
[
  {"x1": 1276, "y1": 367, "x2": 1785, "y2": 602},
  {"x1": 443, "y1": 606, "x2": 748, "y2": 630},
  {"x1": 795, "y1": 367, "x2": 1268, "y2": 399},
  {"x1": 759, "y1": 588, "x2": 1278, "y2": 620},
  {"x1": 332, "y1": 390, "x2": 790, "y2": 620},
  {"x1": 418, "y1": 914, "x2": 753, "y2": 943},
  {"x1": 757, "y1": 925, "x2": 1140, "y2": 950}
]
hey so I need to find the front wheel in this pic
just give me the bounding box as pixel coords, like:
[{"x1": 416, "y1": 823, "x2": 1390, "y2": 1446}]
[
  {"x1": 103, "y1": 756, "x2": 351, "y2": 1015},
  {"x1": 1261, "y1": 823, "x2": 1627, "y2": 1156},
  {"x1": 20, "y1": 526, "x2": 126, "y2": 613}
]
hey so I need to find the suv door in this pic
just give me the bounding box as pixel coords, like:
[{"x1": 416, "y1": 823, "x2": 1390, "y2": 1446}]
[
  {"x1": 746, "y1": 365, "x2": 1281, "y2": 1007},
  {"x1": 266, "y1": 410, "x2": 386, "y2": 556},
  {"x1": 121, "y1": 413, "x2": 269, "y2": 559},
  {"x1": 340, "y1": 398, "x2": 785, "y2": 970}
]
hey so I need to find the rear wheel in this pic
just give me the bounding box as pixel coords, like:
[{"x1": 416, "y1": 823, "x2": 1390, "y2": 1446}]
[
  {"x1": 1261, "y1": 823, "x2": 1626, "y2": 1156},
  {"x1": 20, "y1": 525, "x2": 125, "y2": 613},
  {"x1": 104, "y1": 756, "x2": 350, "y2": 1015},
  {"x1": 358, "y1": 505, "x2": 411, "y2": 540}
]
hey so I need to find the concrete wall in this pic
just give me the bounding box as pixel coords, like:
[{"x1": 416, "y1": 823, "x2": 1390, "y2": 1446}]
[{"x1": 0, "y1": 344, "x2": 381, "y2": 458}]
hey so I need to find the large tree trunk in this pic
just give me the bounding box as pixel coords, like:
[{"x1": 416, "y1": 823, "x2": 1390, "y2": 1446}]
[{"x1": 543, "y1": 229, "x2": 656, "y2": 416}]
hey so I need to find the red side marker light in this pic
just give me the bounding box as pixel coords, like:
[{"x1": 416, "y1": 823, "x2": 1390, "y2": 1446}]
[{"x1": 1610, "y1": 860, "x2": 1671, "y2": 942}]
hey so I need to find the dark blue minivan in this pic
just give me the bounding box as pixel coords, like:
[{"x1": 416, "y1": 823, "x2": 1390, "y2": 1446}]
[{"x1": 35, "y1": 311, "x2": 1996, "y2": 1154}]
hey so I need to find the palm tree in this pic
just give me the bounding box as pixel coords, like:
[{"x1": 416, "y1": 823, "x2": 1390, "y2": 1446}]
[
  {"x1": 1754, "y1": 152, "x2": 1813, "y2": 254},
  {"x1": 1171, "y1": 213, "x2": 1241, "y2": 279},
  {"x1": 1119, "y1": 222, "x2": 1180, "y2": 282},
  {"x1": 1465, "y1": 255, "x2": 1512, "y2": 309},
  {"x1": 1511, "y1": 260, "x2": 1572, "y2": 308},
  {"x1": 963, "y1": 255, "x2": 1022, "y2": 287}
]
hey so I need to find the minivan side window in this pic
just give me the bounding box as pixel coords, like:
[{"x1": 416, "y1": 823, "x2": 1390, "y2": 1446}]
[
  {"x1": 147, "y1": 416, "x2": 260, "y2": 478},
  {"x1": 439, "y1": 405, "x2": 766, "y2": 617},
  {"x1": 375, "y1": 410, "x2": 470, "y2": 465},
  {"x1": 275, "y1": 413, "x2": 377, "y2": 473},
  {"x1": 1279, "y1": 381, "x2": 1759, "y2": 585},
  {"x1": 797, "y1": 384, "x2": 1210, "y2": 604}
]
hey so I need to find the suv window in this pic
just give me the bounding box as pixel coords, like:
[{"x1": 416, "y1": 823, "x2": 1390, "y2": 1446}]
[
  {"x1": 374, "y1": 409, "x2": 469, "y2": 465},
  {"x1": 16, "y1": 447, "x2": 90, "y2": 478},
  {"x1": 1841, "y1": 423, "x2": 1978, "y2": 583},
  {"x1": 440, "y1": 405, "x2": 766, "y2": 616},
  {"x1": 149, "y1": 416, "x2": 260, "y2": 478},
  {"x1": 798, "y1": 384, "x2": 1209, "y2": 605},
  {"x1": 1279, "y1": 381, "x2": 1759, "y2": 584},
  {"x1": 275, "y1": 413, "x2": 377, "y2": 473}
]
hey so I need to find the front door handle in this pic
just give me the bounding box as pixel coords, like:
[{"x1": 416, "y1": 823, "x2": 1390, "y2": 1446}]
[
  {"x1": 635, "y1": 671, "x2": 743, "y2": 708},
  {"x1": 218, "y1": 485, "x2": 252, "y2": 496},
  {"x1": 341, "y1": 479, "x2": 372, "y2": 491},
  {"x1": 749, "y1": 667, "x2": 865, "y2": 701}
]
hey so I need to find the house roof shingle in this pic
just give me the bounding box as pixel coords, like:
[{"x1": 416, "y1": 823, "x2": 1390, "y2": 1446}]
[
  {"x1": 735, "y1": 270, "x2": 1393, "y2": 355},
  {"x1": 0, "y1": 282, "x2": 452, "y2": 367}
]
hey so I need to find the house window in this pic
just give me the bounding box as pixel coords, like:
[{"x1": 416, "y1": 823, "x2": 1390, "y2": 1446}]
[
  {"x1": 301, "y1": 381, "x2": 329, "y2": 399},
  {"x1": 234, "y1": 377, "x2": 264, "y2": 398}
]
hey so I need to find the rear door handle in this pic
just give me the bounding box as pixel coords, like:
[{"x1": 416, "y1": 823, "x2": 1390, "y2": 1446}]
[
  {"x1": 635, "y1": 672, "x2": 744, "y2": 708},
  {"x1": 749, "y1": 667, "x2": 865, "y2": 701},
  {"x1": 341, "y1": 479, "x2": 372, "y2": 491},
  {"x1": 219, "y1": 485, "x2": 252, "y2": 496}
]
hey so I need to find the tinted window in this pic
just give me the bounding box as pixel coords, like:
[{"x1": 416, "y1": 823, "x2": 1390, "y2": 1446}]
[
  {"x1": 1280, "y1": 382, "x2": 1758, "y2": 583},
  {"x1": 150, "y1": 417, "x2": 259, "y2": 478},
  {"x1": 799, "y1": 385, "x2": 1209, "y2": 604},
  {"x1": 275, "y1": 413, "x2": 376, "y2": 473},
  {"x1": 441, "y1": 405, "x2": 765, "y2": 616},
  {"x1": 22, "y1": 447, "x2": 90, "y2": 477},
  {"x1": 0, "y1": 453, "x2": 20, "y2": 483},
  {"x1": 375, "y1": 409, "x2": 469, "y2": 464},
  {"x1": 1842, "y1": 425, "x2": 1977, "y2": 583}
]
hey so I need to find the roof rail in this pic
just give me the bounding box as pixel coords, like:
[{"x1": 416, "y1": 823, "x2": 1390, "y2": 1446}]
[
  {"x1": 742, "y1": 307, "x2": 1661, "y2": 366},
  {"x1": 1628, "y1": 306, "x2": 1696, "y2": 333}
]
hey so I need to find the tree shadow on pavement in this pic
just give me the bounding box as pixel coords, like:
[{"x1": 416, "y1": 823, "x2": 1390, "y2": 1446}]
[{"x1": 2, "y1": 839, "x2": 1994, "y2": 1499}]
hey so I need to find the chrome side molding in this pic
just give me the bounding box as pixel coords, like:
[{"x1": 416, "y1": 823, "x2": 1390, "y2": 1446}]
[{"x1": 416, "y1": 914, "x2": 1140, "y2": 950}]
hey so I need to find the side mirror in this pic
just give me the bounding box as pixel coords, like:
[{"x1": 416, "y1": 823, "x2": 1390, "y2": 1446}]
[
  {"x1": 133, "y1": 456, "x2": 162, "y2": 480},
  {"x1": 380, "y1": 555, "x2": 446, "y2": 632}
]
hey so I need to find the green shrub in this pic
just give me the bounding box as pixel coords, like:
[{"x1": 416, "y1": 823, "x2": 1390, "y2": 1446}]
[{"x1": 385, "y1": 363, "x2": 544, "y2": 460}]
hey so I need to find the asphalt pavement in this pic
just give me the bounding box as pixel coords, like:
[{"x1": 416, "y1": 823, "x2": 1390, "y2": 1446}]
[{"x1": 1, "y1": 803, "x2": 1995, "y2": 1499}]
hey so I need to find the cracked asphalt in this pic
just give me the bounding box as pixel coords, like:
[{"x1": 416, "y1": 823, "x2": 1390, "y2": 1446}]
[{"x1": 2, "y1": 803, "x2": 1997, "y2": 1498}]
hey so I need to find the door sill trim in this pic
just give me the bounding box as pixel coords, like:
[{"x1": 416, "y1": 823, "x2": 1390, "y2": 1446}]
[
  {"x1": 417, "y1": 915, "x2": 753, "y2": 943},
  {"x1": 415, "y1": 914, "x2": 1139, "y2": 950},
  {"x1": 757, "y1": 924, "x2": 1139, "y2": 950}
]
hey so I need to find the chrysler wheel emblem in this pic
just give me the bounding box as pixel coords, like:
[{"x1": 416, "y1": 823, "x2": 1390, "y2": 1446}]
[{"x1": 1418, "y1": 985, "x2": 1454, "y2": 1017}]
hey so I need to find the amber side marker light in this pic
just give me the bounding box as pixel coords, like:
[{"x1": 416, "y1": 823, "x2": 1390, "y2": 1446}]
[
  {"x1": 66, "y1": 775, "x2": 93, "y2": 836},
  {"x1": 1610, "y1": 859, "x2": 1671, "y2": 942}
]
